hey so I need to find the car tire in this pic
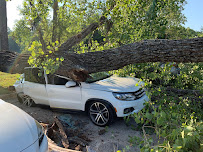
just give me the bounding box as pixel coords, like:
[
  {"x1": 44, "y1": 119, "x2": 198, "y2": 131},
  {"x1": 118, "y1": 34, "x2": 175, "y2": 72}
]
[
  {"x1": 17, "y1": 93, "x2": 35, "y2": 107},
  {"x1": 88, "y1": 101, "x2": 115, "y2": 127},
  {"x1": 17, "y1": 93, "x2": 23, "y2": 103}
]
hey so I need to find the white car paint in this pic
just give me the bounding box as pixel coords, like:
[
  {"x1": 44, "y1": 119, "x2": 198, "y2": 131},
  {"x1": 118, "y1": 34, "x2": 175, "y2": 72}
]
[
  {"x1": 24, "y1": 81, "x2": 49, "y2": 105},
  {"x1": 46, "y1": 83, "x2": 82, "y2": 110},
  {"x1": 0, "y1": 99, "x2": 48, "y2": 152},
  {"x1": 14, "y1": 69, "x2": 149, "y2": 117},
  {"x1": 81, "y1": 76, "x2": 143, "y2": 92}
]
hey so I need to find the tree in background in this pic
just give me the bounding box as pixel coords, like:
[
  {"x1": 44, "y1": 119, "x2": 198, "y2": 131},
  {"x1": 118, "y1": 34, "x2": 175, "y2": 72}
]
[
  {"x1": 12, "y1": 0, "x2": 188, "y2": 53},
  {"x1": 8, "y1": 28, "x2": 21, "y2": 53},
  {"x1": 11, "y1": 0, "x2": 202, "y2": 54},
  {"x1": 0, "y1": 0, "x2": 9, "y2": 51}
]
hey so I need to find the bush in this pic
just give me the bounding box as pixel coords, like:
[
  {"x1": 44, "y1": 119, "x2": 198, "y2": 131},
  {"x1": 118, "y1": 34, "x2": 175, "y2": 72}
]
[{"x1": 114, "y1": 63, "x2": 203, "y2": 152}]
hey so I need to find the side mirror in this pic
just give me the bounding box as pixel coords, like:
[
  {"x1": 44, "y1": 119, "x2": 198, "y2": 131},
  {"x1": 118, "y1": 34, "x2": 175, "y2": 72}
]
[{"x1": 65, "y1": 81, "x2": 77, "y2": 88}]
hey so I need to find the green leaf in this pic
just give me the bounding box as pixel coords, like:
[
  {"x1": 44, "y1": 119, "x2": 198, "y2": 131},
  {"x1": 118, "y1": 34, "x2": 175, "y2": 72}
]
[
  {"x1": 38, "y1": 73, "x2": 42, "y2": 77},
  {"x1": 146, "y1": 112, "x2": 152, "y2": 120},
  {"x1": 135, "y1": 117, "x2": 140, "y2": 124},
  {"x1": 60, "y1": 57, "x2": 64, "y2": 61},
  {"x1": 31, "y1": 51, "x2": 36, "y2": 57},
  {"x1": 160, "y1": 111, "x2": 166, "y2": 118},
  {"x1": 157, "y1": 117, "x2": 164, "y2": 126},
  {"x1": 46, "y1": 70, "x2": 50, "y2": 74},
  {"x1": 55, "y1": 41, "x2": 59, "y2": 45},
  {"x1": 185, "y1": 126, "x2": 194, "y2": 132}
]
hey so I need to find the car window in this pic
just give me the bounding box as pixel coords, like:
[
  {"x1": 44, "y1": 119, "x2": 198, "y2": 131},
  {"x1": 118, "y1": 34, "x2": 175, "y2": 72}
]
[
  {"x1": 47, "y1": 74, "x2": 71, "y2": 85},
  {"x1": 24, "y1": 68, "x2": 31, "y2": 82},
  {"x1": 54, "y1": 76, "x2": 69, "y2": 85},
  {"x1": 24, "y1": 68, "x2": 45, "y2": 84},
  {"x1": 47, "y1": 74, "x2": 54, "y2": 84}
]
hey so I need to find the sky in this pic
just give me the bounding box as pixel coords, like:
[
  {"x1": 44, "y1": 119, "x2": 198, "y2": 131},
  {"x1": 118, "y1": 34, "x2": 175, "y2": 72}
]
[
  {"x1": 6, "y1": 0, "x2": 203, "y2": 31},
  {"x1": 182, "y1": 0, "x2": 203, "y2": 31},
  {"x1": 7, "y1": 0, "x2": 23, "y2": 30}
]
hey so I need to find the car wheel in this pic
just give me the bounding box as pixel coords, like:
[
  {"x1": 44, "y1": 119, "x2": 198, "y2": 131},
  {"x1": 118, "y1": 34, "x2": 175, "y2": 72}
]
[
  {"x1": 88, "y1": 101, "x2": 115, "y2": 127},
  {"x1": 18, "y1": 93, "x2": 35, "y2": 107},
  {"x1": 17, "y1": 93, "x2": 23, "y2": 103}
]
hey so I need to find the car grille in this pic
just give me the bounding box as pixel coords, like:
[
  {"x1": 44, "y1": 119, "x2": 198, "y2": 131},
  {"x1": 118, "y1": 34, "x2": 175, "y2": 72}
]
[{"x1": 133, "y1": 88, "x2": 145, "y2": 100}]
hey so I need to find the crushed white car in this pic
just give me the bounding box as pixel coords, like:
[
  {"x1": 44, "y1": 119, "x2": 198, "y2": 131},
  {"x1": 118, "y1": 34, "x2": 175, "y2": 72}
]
[
  {"x1": 0, "y1": 99, "x2": 48, "y2": 152},
  {"x1": 14, "y1": 67, "x2": 149, "y2": 126}
]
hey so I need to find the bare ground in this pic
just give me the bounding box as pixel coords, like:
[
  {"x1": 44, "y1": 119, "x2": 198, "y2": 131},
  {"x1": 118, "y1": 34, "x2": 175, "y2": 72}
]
[{"x1": 2, "y1": 94, "x2": 143, "y2": 152}]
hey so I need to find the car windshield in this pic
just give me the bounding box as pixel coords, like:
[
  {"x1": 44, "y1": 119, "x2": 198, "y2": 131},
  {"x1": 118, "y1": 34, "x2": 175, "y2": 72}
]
[{"x1": 85, "y1": 72, "x2": 112, "y2": 83}]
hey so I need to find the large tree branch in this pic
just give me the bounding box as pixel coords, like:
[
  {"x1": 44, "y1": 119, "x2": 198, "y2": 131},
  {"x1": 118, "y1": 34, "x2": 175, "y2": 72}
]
[
  {"x1": 58, "y1": 16, "x2": 106, "y2": 52},
  {"x1": 55, "y1": 38, "x2": 203, "y2": 81},
  {"x1": 1, "y1": 37, "x2": 202, "y2": 81}
]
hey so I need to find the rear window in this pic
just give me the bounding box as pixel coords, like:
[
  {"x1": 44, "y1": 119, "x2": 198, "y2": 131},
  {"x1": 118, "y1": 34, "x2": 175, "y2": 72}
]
[{"x1": 24, "y1": 68, "x2": 45, "y2": 84}]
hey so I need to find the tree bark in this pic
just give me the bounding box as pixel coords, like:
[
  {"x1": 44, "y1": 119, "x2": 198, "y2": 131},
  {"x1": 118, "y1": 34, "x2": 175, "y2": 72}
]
[
  {"x1": 1, "y1": 37, "x2": 203, "y2": 81},
  {"x1": 0, "y1": 50, "x2": 19, "y2": 72},
  {"x1": 0, "y1": 0, "x2": 9, "y2": 51},
  {"x1": 56, "y1": 38, "x2": 203, "y2": 81},
  {"x1": 37, "y1": 27, "x2": 47, "y2": 52},
  {"x1": 52, "y1": 0, "x2": 58, "y2": 43}
]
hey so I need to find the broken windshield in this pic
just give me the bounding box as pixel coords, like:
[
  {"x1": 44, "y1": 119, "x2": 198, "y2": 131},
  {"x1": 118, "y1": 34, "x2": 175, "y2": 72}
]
[{"x1": 85, "y1": 72, "x2": 112, "y2": 83}]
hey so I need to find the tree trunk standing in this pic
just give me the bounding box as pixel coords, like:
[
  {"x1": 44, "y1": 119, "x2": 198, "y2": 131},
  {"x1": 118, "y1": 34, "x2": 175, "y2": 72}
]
[
  {"x1": 52, "y1": 0, "x2": 58, "y2": 43},
  {"x1": 37, "y1": 27, "x2": 47, "y2": 52},
  {"x1": 0, "y1": 0, "x2": 9, "y2": 51}
]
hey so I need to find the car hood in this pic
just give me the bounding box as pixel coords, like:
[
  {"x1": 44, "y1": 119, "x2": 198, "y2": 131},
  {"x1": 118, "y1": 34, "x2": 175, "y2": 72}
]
[
  {"x1": 81, "y1": 76, "x2": 144, "y2": 92},
  {"x1": 0, "y1": 100, "x2": 38, "y2": 152}
]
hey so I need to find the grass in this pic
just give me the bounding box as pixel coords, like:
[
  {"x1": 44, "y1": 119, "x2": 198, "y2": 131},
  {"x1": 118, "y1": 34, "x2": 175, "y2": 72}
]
[
  {"x1": 0, "y1": 86, "x2": 12, "y2": 95},
  {"x1": 0, "y1": 71, "x2": 20, "y2": 95}
]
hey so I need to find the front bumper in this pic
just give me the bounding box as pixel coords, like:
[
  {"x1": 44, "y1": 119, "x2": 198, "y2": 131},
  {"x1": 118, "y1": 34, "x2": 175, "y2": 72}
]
[
  {"x1": 115, "y1": 94, "x2": 149, "y2": 117},
  {"x1": 22, "y1": 133, "x2": 48, "y2": 152},
  {"x1": 39, "y1": 134, "x2": 48, "y2": 152}
]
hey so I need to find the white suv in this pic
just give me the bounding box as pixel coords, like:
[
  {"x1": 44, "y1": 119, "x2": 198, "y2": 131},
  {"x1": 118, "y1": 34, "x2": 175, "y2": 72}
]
[{"x1": 14, "y1": 67, "x2": 149, "y2": 126}]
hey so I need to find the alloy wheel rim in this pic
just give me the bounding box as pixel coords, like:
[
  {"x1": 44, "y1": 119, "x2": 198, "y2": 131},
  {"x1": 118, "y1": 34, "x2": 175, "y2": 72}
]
[
  {"x1": 89, "y1": 102, "x2": 109, "y2": 126},
  {"x1": 21, "y1": 95, "x2": 34, "y2": 107}
]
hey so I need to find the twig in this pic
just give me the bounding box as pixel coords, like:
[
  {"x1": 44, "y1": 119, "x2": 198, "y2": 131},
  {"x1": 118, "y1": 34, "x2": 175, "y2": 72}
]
[{"x1": 142, "y1": 124, "x2": 150, "y2": 145}]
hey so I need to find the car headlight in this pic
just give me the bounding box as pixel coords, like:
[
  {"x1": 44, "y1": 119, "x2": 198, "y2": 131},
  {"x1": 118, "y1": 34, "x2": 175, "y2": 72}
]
[
  {"x1": 113, "y1": 92, "x2": 135, "y2": 101},
  {"x1": 35, "y1": 120, "x2": 44, "y2": 146}
]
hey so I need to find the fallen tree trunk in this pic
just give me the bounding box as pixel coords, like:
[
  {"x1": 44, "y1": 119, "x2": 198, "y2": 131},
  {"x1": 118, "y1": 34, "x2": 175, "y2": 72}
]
[
  {"x1": 0, "y1": 50, "x2": 19, "y2": 72},
  {"x1": 57, "y1": 38, "x2": 203, "y2": 81},
  {"x1": 0, "y1": 37, "x2": 203, "y2": 81}
]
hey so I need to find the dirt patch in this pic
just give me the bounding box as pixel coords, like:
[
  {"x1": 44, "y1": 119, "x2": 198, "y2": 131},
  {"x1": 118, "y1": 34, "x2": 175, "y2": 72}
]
[{"x1": 4, "y1": 96, "x2": 142, "y2": 152}]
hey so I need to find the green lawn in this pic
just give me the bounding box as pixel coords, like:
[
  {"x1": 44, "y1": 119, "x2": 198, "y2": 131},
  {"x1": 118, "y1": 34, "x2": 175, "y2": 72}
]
[{"x1": 0, "y1": 72, "x2": 20, "y2": 95}]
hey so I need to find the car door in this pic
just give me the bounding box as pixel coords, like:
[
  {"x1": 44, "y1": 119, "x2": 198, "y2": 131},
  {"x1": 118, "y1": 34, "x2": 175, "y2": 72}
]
[
  {"x1": 23, "y1": 68, "x2": 49, "y2": 105},
  {"x1": 46, "y1": 75, "x2": 82, "y2": 110}
]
